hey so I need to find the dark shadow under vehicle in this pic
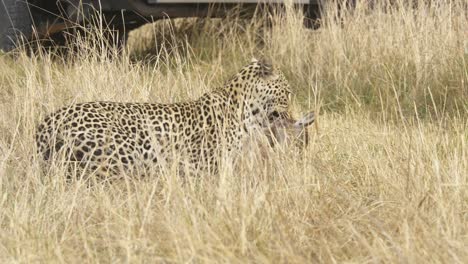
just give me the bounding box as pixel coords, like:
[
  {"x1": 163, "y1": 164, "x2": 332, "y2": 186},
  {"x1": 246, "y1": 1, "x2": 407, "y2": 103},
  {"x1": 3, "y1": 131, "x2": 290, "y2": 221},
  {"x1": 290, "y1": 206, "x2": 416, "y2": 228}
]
[{"x1": 0, "y1": 0, "x2": 323, "y2": 52}]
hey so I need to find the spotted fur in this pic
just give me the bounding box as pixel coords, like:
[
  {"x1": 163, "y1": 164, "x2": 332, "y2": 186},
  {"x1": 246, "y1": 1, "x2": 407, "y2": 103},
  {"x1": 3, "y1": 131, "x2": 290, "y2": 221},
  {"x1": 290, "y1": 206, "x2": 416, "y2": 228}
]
[{"x1": 35, "y1": 58, "x2": 292, "y2": 177}]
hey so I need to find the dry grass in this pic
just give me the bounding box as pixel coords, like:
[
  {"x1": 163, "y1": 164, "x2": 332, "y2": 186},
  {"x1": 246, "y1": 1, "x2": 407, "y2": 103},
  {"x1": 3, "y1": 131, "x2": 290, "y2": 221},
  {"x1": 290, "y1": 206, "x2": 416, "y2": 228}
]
[{"x1": 0, "y1": 1, "x2": 467, "y2": 262}]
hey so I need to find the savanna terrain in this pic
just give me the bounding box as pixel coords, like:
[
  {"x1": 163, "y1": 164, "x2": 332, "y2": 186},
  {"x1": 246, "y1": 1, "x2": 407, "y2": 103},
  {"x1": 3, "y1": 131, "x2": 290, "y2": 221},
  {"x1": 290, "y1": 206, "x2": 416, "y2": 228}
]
[{"x1": 0, "y1": 1, "x2": 467, "y2": 263}]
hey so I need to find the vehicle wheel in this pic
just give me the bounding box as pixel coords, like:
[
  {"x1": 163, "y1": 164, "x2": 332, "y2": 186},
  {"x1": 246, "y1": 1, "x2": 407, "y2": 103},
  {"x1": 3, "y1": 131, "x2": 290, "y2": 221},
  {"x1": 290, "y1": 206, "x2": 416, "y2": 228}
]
[
  {"x1": 110, "y1": 27, "x2": 129, "y2": 51},
  {"x1": 0, "y1": 0, "x2": 33, "y2": 52},
  {"x1": 304, "y1": 1, "x2": 322, "y2": 29}
]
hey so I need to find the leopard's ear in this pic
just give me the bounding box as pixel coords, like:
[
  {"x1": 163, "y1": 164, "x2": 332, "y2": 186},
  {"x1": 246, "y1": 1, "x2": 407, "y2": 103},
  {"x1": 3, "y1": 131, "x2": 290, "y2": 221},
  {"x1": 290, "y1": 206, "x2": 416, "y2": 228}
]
[{"x1": 253, "y1": 57, "x2": 274, "y2": 78}]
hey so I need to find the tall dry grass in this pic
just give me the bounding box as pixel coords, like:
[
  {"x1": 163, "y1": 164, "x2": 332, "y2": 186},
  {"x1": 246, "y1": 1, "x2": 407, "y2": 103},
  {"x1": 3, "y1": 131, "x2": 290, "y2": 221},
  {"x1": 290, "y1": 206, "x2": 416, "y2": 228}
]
[{"x1": 0, "y1": 1, "x2": 467, "y2": 262}]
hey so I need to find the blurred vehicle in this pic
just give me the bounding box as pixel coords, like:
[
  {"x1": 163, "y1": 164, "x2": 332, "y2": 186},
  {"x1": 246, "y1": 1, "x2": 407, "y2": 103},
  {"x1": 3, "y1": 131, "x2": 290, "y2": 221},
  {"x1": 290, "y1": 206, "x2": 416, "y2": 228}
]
[{"x1": 0, "y1": 0, "x2": 322, "y2": 51}]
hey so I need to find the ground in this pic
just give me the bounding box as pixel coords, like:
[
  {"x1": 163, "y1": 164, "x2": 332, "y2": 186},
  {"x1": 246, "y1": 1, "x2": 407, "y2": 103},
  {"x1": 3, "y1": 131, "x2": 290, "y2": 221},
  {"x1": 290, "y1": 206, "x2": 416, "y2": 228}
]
[{"x1": 0, "y1": 1, "x2": 467, "y2": 263}]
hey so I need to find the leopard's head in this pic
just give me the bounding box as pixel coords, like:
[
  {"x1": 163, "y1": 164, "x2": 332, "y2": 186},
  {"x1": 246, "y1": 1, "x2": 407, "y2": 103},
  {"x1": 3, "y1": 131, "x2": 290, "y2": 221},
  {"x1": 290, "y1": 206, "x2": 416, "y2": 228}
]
[{"x1": 223, "y1": 58, "x2": 292, "y2": 129}]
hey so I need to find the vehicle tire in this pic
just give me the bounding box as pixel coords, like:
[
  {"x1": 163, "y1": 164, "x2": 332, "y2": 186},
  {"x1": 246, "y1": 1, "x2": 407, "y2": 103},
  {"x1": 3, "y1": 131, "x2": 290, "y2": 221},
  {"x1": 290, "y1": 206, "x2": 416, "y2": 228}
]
[
  {"x1": 304, "y1": 1, "x2": 321, "y2": 29},
  {"x1": 0, "y1": 0, "x2": 33, "y2": 52}
]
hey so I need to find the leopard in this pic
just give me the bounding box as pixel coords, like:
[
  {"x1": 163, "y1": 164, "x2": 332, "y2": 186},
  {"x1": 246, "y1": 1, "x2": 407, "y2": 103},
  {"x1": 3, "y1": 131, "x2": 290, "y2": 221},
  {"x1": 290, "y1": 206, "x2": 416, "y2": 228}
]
[{"x1": 35, "y1": 58, "x2": 293, "y2": 178}]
